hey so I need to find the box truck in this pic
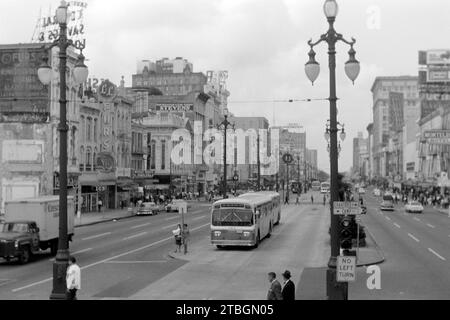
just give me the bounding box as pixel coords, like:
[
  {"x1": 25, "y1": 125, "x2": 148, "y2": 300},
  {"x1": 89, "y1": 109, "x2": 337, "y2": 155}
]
[{"x1": 0, "y1": 196, "x2": 75, "y2": 264}]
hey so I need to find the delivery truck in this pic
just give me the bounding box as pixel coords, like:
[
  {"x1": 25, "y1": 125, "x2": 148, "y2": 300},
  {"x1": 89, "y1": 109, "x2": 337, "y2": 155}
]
[{"x1": 0, "y1": 196, "x2": 75, "y2": 264}]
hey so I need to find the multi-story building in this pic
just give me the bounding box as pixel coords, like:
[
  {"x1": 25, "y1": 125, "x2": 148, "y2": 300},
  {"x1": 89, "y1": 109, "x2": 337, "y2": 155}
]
[
  {"x1": 366, "y1": 123, "x2": 374, "y2": 180},
  {"x1": 370, "y1": 76, "x2": 419, "y2": 179},
  {"x1": 0, "y1": 44, "x2": 83, "y2": 214}
]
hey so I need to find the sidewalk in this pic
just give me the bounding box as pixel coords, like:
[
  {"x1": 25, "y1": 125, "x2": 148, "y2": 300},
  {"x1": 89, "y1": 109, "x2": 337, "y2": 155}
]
[{"x1": 74, "y1": 207, "x2": 135, "y2": 227}]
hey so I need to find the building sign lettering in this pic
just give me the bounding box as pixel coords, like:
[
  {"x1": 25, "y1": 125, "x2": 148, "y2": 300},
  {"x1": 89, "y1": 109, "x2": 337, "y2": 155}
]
[{"x1": 155, "y1": 104, "x2": 194, "y2": 112}]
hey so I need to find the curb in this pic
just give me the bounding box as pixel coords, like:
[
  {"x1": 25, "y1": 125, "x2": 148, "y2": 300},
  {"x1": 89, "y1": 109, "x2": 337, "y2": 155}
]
[
  {"x1": 75, "y1": 214, "x2": 136, "y2": 228},
  {"x1": 167, "y1": 252, "x2": 189, "y2": 262},
  {"x1": 357, "y1": 227, "x2": 385, "y2": 267}
]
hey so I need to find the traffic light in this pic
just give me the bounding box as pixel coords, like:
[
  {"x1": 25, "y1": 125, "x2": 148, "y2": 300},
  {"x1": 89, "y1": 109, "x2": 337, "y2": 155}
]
[{"x1": 340, "y1": 215, "x2": 353, "y2": 250}]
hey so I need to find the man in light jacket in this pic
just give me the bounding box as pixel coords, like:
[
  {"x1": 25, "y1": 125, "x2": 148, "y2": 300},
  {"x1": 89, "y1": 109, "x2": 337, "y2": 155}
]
[
  {"x1": 66, "y1": 256, "x2": 81, "y2": 300},
  {"x1": 267, "y1": 272, "x2": 282, "y2": 300}
]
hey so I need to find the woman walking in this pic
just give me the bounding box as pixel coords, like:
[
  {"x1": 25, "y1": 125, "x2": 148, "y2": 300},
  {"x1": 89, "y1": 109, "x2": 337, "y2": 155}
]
[{"x1": 172, "y1": 224, "x2": 183, "y2": 253}]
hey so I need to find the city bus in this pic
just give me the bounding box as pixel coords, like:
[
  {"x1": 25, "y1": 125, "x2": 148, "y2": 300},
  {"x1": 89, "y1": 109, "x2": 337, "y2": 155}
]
[
  {"x1": 320, "y1": 182, "x2": 330, "y2": 194},
  {"x1": 210, "y1": 193, "x2": 279, "y2": 248},
  {"x1": 312, "y1": 181, "x2": 321, "y2": 191},
  {"x1": 240, "y1": 191, "x2": 281, "y2": 225}
]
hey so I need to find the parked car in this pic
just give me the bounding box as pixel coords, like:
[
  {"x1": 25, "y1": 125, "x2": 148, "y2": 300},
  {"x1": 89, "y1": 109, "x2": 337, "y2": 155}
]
[
  {"x1": 137, "y1": 202, "x2": 161, "y2": 216},
  {"x1": 405, "y1": 201, "x2": 424, "y2": 214},
  {"x1": 165, "y1": 199, "x2": 191, "y2": 212},
  {"x1": 373, "y1": 188, "x2": 381, "y2": 196},
  {"x1": 380, "y1": 194, "x2": 395, "y2": 211},
  {"x1": 358, "y1": 187, "x2": 366, "y2": 195}
]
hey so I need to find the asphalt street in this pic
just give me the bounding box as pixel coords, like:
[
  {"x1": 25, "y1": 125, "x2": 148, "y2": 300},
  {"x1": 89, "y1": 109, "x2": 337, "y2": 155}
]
[
  {"x1": 0, "y1": 202, "x2": 212, "y2": 299},
  {"x1": 350, "y1": 191, "x2": 450, "y2": 299}
]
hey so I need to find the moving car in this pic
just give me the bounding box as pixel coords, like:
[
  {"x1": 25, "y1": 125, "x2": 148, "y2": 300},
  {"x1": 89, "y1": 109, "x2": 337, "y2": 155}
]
[
  {"x1": 137, "y1": 202, "x2": 161, "y2": 216},
  {"x1": 405, "y1": 201, "x2": 424, "y2": 214},
  {"x1": 380, "y1": 194, "x2": 394, "y2": 211},
  {"x1": 165, "y1": 199, "x2": 191, "y2": 212},
  {"x1": 373, "y1": 188, "x2": 381, "y2": 196}
]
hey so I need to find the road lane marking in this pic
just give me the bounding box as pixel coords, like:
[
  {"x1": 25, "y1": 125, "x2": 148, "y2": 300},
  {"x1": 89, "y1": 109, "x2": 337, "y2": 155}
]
[
  {"x1": 49, "y1": 247, "x2": 94, "y2": 261},
  {"x1": 385, "y1": 216, "x2": 391, "y2": 221},
  {"x1": 165, "y1": 216, "x2": 179, "y2": 221},
  {"x1": 413, "y1": 217, "x2": 421, "y2": 222},
  {"x1": 130, "y1": 223, "x2": 151, "y2": 229},
  {"x1": 192, "y1": 216, "x2": 207, "y2": 221},
  {"x1": 12, "y1": 222, "x2": 210, "y2": 293},
  {"x1": 393, "y1": 223, "x2": 401, "y2": 228},
  {"x1": 426, "y1": 223, "x2": 436, "y2": 229},
  {"x1": 81, "y1": 232, "x2": 111, "y2": 241},
  {"x1": 123, "y1": 232, "x2": 147, "y2": 240},
  {"x1": 408, "y1": 233, "x2": 420, "y2": 242},
  {"x1": 428, "y1": 248, "x2": 446, "y2": 261},
  {"x1": 162, "y1": 223, "x2": 179, "y2": 230},
  {"x1": 105, "y1": 260, "x2": 167, "y2": 264}
]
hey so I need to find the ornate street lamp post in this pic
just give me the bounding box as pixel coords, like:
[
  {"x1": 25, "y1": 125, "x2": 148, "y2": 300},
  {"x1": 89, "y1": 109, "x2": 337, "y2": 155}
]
[
  {"x1": 305, "y1": 0, "x2": 360, "y2": 300},
  {"x1": 217, "y1": 108, "x2": 234, "y2": 198},
  {"x1": 37, "y1": 0, "x2": 89, "y2": 300}
]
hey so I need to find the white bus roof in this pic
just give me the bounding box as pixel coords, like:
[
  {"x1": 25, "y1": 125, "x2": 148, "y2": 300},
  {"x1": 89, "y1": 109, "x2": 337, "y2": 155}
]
[{"x1": 214, "y1": 195, "x2": 271, "y2": 207}]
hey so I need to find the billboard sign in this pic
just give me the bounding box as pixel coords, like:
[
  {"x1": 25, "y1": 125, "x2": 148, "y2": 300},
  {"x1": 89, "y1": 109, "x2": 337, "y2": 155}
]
[
  {"x1": 33, "y1": 1, "x2": 87, "y2": 47},
  {"x1": 0, "y1": 46, "x2": 50, "y2": 121},
  {"x1": 425, "y1": 50, "x2": 450, "y2": 65},
  {"x1": 427, "y1": 67, "x2": 450, "y2": 82},
  {"x1": 423, "y1": 130, "x2": 450, "y2": 145}
]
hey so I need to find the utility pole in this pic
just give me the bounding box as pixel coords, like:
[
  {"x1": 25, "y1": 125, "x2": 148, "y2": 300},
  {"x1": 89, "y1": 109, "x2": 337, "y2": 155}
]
[{"x1": 257, "y1": 132, "x2": 261, "y2": 191}]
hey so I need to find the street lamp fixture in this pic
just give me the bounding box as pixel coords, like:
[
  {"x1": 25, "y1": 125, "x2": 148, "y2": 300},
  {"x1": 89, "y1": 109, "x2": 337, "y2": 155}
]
[
  {"x1": 323, "y1": 0, "x2": 338, "y2": 18},
  {"x1": 306, "y1": 0, "x2": 359, "y2": 300},
  {"x1": 37, "y1": 0, "x2": 88, "y2": 300}
]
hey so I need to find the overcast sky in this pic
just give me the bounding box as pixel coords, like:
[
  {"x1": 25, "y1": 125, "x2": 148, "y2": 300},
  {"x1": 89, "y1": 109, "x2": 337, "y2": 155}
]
[{"x1": 2, "y1": 0, "x2": 449, "y2": 172}]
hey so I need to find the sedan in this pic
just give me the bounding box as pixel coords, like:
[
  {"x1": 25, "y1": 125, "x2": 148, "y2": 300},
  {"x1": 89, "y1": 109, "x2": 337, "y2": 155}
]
[
  {"x1": 137, "y1": 202, "x2": 161, "y2": 216},
  {"x1": 405, "y1": 201, "x2": 424, "y2": 214},
  {"x1": 373, "y1": 188, "x2": 381, "y2": 196}
]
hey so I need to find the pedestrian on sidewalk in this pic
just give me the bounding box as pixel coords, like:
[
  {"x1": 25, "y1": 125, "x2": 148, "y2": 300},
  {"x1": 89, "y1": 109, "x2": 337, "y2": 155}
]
[
  {"x1": 182, "y1": 223, "x2": 190, "y2": 254},
  {"x1": 97, "y1": 199, "x2": 103, "y2": 213},
  {"x1": 281, "y1": 270, "x2": 295, "y2": 301},
  {"x1": 311, "y1": 195, "x2": 314, "y2": 204},
  {"x1": 172, "y1": 224, "x2": 182, "y2": 253},
  {"x1": 66, "y1": 256, "x2": 81, "y2": 300},
  {"x1": 296, "y1": 194, "x2": 300, "y2": 205},
  {"x1": 323, "y1": 194, "x2": 326, "y2": 206},
  {"x1": 267, "y1": 272, "x2": 282, "y2": 300},
  {"x1": 284, "y1": 194, "x2": 289, "y2": 205}
]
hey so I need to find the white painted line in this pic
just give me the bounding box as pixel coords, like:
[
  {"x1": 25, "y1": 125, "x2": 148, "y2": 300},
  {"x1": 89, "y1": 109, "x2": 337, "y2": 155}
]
[
  {"x1": 192, "y1": 216, "x2": 207, "y2": 221},
  {"x1": 123, "y1": 232, "x2": 147, "y2": 240},
  {"x1": 428, "y1": 248, "x2": 446, "y2": 261},
  {"x1": 162, "y1": 223, "x2": 179, "y2": 230},
  {"x1": 408, "y1": 233, "x2": 420, "y2": 242},
  {"x1": 165, "y1": 216, "x2": 179, "y2": 221},
  {"x1": 105, "y1": 260, "x2": 167, "y2": 264},
  {"x1": 413, "y1": 217, "x2": 421, "y2": 222},
  {"x1": 72, "y1": 248, "x2": 93, "y2": 255},
  {"x1": 130, "y1": 223, "x2": 151, "y2": 229},
  {"x1": 81, "y1": 232, "x2": 111, "y2": 241},
  {"x1": 12, "y1": 222, "x2": 210, "y2": 293},
  {"x1": 393, "y1": 223, "x2": 401, "y2": 229},
  {"x1": 385, "y1": 216, "x2": 391, "y2": 221},
  {"x1": 426, "y1": 223, "x2": 436, "y2": 229}
]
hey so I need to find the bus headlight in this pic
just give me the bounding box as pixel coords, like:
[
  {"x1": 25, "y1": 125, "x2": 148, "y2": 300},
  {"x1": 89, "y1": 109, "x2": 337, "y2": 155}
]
[
  {"x1": 243, "y1": 231, "x2": 250, "y2": 237},
  {"x1": 214, "y1": 231, "x2": 221, "y2": 237}
]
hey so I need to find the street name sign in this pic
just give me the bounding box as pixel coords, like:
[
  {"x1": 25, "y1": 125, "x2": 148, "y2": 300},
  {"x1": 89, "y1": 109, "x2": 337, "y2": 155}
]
[
  {"x1": 333, "y1": 201, "x2": 362, "y2": 215},
  {"x1": 337, "y1": 256, "x2": 356, "y2": 282}
]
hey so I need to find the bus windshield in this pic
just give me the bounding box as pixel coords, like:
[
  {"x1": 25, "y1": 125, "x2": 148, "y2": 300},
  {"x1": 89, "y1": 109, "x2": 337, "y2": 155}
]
[{"x1": 212, "y1": 208, "x2": 254, "y2": 226}]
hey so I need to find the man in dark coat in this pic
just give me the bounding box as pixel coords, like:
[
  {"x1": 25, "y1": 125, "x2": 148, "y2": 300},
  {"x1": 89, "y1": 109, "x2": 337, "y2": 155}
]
[{"x1": 281, "y1": 270, "x2": 295, "y2": 300}]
